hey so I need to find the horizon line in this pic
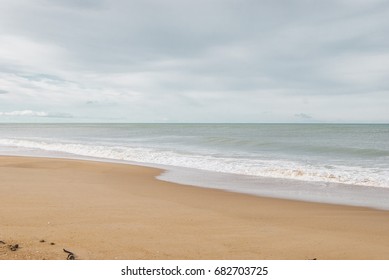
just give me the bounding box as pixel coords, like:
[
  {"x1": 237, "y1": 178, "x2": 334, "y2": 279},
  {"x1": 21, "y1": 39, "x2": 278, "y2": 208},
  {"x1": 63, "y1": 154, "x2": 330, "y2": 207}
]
[{"x1": 0, "y1": 122, "x2": 388, "y2": 125}]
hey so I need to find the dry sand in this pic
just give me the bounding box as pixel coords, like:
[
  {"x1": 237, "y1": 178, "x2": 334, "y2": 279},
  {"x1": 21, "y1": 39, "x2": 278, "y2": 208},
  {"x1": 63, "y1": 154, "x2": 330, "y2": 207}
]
[{"x1": 1, "y1": 156, "x2": 389, "y2": 260}]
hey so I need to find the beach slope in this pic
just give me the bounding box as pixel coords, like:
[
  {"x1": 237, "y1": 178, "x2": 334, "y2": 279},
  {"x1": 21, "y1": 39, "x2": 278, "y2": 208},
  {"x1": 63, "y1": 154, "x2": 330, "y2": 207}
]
[{"x1": 1, "y1": 156, "x2": 389, "y2": 260}]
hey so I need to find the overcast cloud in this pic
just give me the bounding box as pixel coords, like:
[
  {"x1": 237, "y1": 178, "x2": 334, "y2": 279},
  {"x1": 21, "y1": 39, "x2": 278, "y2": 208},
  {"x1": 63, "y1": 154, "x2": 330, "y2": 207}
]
[{"x1": 0, "y1": 0, "x2": 388, "y2": 122}]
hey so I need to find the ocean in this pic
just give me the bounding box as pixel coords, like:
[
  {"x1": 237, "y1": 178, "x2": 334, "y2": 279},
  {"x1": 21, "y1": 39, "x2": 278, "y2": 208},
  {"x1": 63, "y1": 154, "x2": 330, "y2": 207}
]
[{"x1": 1, "y1": 123, "x2": 389, "y2": 209}]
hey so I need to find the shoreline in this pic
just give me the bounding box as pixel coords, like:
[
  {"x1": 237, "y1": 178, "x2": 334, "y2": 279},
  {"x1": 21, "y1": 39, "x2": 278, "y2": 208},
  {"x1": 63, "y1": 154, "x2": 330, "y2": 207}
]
[
  {"x1": 3, "y1": 152, "x2": 389, "y2": 211},
  {"x1": 1, "y1": 156, "x2": 389, "y2": 259}
]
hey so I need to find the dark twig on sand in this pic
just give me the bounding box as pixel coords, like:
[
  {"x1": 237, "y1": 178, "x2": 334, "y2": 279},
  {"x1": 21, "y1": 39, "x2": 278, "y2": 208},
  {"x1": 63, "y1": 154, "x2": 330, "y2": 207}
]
[
  {"x1": 63, "y1": 248, "x2": 76, "y2": 260},
  {"x1": 0, "y1": 241, "x2": 5, "y2": 244}
]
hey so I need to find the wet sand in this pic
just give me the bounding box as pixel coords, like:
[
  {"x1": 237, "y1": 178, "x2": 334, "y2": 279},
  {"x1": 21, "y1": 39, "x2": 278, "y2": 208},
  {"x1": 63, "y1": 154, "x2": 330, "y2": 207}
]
[{"x1": 1, "y1": 156, "x2": 389, "y2": 260}]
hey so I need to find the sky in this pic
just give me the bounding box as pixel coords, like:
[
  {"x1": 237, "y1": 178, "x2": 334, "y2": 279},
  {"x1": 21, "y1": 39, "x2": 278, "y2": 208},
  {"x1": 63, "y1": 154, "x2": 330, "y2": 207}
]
[{"x1": 0, "y1": 0, "x2": 388, "y2": 123}]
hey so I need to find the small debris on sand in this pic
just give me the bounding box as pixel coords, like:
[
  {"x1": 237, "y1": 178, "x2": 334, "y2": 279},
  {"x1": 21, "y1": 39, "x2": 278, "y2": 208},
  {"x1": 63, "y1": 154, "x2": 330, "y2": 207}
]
[
  {"x1": 63, "y1": 248, "x2": 76, "y2": 260},
  {"x1": 8, "y1": 244, "x2": 19, "y2": 251}
]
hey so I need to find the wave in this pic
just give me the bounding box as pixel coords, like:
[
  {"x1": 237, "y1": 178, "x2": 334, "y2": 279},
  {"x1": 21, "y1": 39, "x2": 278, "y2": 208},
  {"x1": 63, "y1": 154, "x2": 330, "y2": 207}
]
[
  {"x1": 0, "y1": 138, "x2": 388, "y2": 188},
  {"x1": 299, "y1": 145, "x2": 389, "y2": 158}
]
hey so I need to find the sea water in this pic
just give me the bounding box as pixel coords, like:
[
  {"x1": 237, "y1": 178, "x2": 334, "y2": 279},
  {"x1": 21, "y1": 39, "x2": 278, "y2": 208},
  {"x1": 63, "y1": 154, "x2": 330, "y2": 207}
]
[{"x1": 0, "y1": 123, "x2": 388, "y2": 209}]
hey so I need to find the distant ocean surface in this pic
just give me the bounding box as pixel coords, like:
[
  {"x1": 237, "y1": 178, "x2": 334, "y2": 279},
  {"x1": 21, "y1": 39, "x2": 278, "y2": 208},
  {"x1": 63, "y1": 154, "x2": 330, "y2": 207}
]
[{"x1": 1, "y1": 123, "x2": 389, "y2": 208}]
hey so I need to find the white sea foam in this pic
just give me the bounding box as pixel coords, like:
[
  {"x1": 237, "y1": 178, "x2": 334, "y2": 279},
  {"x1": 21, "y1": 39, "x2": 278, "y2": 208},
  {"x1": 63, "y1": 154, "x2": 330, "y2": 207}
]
[{"x1": 1, "y1": 138, "x2": 388, "y2": 189}]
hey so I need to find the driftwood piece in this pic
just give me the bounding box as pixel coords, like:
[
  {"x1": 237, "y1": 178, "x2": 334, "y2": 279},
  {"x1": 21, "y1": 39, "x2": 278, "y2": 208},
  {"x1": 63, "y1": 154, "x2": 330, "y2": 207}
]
[{"x1": 63, "y1": 248, "x2": 76, "y2": 260}]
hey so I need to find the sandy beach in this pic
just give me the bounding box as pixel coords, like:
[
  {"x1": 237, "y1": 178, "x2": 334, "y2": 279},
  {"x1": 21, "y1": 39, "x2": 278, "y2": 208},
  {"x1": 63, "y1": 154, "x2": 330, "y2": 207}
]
[{"x1": 1, "y1": 156, "x2": 389, "y2": 260}]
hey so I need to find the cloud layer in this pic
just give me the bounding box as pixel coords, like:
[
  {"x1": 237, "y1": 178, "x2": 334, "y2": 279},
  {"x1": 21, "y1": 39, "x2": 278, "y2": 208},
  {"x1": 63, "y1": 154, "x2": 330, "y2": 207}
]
[
  {"x1": 0, "y1": 0, "x2": 388, "y2": 122},
  {"x1": 0, "y1": 110, "x2": 72, "y2": 118}
]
